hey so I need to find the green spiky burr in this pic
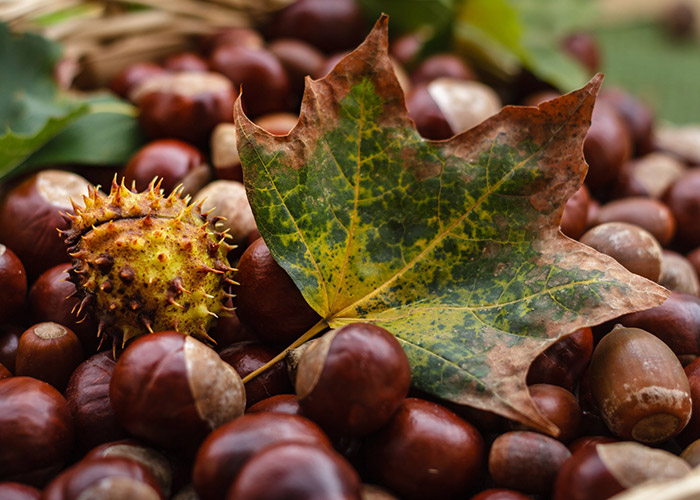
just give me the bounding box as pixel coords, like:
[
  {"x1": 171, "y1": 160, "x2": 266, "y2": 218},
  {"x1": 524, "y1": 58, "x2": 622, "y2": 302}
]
[{"x1": 62, "y1": 178, "x2": 235, "y2": 347}]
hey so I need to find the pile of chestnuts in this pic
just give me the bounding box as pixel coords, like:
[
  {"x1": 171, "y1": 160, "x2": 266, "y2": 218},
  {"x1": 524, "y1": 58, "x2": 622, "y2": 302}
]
[{"x1": 2, "y1": 0, "x2": 700, "y2": 498}]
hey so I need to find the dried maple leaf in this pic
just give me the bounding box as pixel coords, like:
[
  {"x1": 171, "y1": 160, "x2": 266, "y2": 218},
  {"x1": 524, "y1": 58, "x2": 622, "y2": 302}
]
[{"x1": 234, "y1": 16, "x2": 668, "y2": 433}]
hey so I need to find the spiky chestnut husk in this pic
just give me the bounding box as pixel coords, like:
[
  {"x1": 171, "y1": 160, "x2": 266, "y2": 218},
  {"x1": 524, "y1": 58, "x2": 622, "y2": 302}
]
[{"x1": 62, "y1": 178, "x2": 235, "y2": 347}]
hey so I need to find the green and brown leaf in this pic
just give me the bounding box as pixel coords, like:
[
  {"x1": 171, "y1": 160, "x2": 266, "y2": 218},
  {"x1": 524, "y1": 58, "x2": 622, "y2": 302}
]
[{"x1": 234, "y1": 16, "x2": 668, "y2": 433}]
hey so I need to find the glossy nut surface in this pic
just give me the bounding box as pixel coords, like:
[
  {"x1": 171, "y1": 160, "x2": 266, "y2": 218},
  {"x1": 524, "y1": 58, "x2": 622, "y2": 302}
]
[
  {"x1": 592, "y1": 197, "x2": 676, "y2": 247},
  {"x1": 511, "y1": 384, "x2": 581, "y2": 443},
  {"x1": 193, "y1": 412, "x2": 331, "y2": 500},
  {"x1": 488, "y1": 431, "x2": 571, "y2": 494},
  {"x1": 227, "y1": 442, "x2": 361, "y2": 500},
  {"x1": 296, "y1": 323, "x2": 410, "y2": 436},
  {"x1": 65, "y1": 352, "x2": 126, "y2": 452},
  {"x1": 0, "y1": 377, "x2": 74, "y2": 485},
  {"x1": 560, "y1": 185, "x2": 591, "y2": 240},
  {"x1": 0, "y1": 482, "x2": 40, "y2": 500},
  {"x1": 664, "y1": 169, "x2": 700, "y2": 250},
  {"x1": 527, "y1": 327, "x2": 593, "y2": 392},
  {"x1": 589, "y1": 326, "x2": 692, "y2": 443},
  {"x1": 0, "y1": 245, "x2": 26, "y2": 323},
  {"x1": 110, "y1": 331, "x2": 245, "y2": 451},
  {"x1": 16, "y1": 322, "x2": 83, "y2": 391},
  {"x1": 365, "y1": 398, "x2": 484, "y2": 500}
]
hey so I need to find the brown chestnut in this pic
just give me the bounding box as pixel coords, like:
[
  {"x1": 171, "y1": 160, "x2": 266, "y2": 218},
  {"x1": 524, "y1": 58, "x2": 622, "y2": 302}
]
[
  {"x1": 599, "y1": 88, "x2": 654, "y2": 157},
  {"x1": 0, "y1": 377, "x2": 74, "y2": 485},
  {"x1": 199, "y1": 27, "x2": 264, "y2": 56},
  {"x1": 659, "y1": 250, "x2": 700, "y2": 296},
  {"x1": 553, "y1": 441, "x2": 690, "y2": 500},
  {"x1": 0, "y1": 482, "x2": 40, "y2": 500},
  {"x1": 589, "y1": 326, "x2": 692, "y2": 443},
  {"x1": 410, "y1": 53, "x2": 475, "y2": 85},
  {"x1": 227, "y1": 442, "x2": 361, "y2": 500},
  {"x1": 110, "y1": 62, "x2": 165, "y2": 100},
  {"x1": 583, "y1": 101, "x2": 632, "y2": 198},
  {"x1": 28, "y1": 263, "x2": 99, "y2": 355},
  {"x1": 85, "y1": 440, "x2": 172, "y2": 498},
  {"x1": 510, "y1": 384, "x2": 581, "y2": 443},
  {"x1": 560, "y1": 185, "x2": 592, "y2": 240},
  {"x1": 132, "y1": 71, "x2": 236, "y2": 145},
  {"x1": 488, "y1": 430, "x2": 571, "y2": 494},
  {"x1": 233, "y1": 237, "x2": 321, "y2": 347},
  {"x1": 296, "y1": 323, "x2": 410, "y2": 436},
  {"x1": 162, "y1": 52, "x2": 208, "y2": 73},
  {"x1": 264, "y1": 0, "x2": 366, "y2": 54},
  {"x1": 211, "y1": 123, "x2": 242, "y2": 182},
  {"x1": 123, "y1": 139, "x2": 210, "y2": 195},
  {"x1": 254, "y1": 113, "x2": 299, "y2": 136},
  {"x1": 0, "y1": 363, "x2": 10, "y2": 380},
  {"x1": 209, "y1": 45, "x2": 290, "y2": 117},
  {"x1": 681, "y1": 438, "x2": 700, "y2": 467},
  {"x1": 192, "y1": 412, "x2": 331, "y2": 500},
  {"x1": 246, "y1": 394, "x2": 302, "y2": 415},
  {"x1": 592, "y1": 197, "x2": 676, "y2": 247},
  {"x1": 679, "y1": 357, "x2": 700, "y2": 445},
  {"x1": 0, "y1": 170, "x2": 91, "y2": 279},
  {"x1": 0, "y1": 324, "x2": 20, "y2": 373},
  {"x1": 579, "y1": 222, "x2": 663, "y2": 282},
  {"x1": 64, "y1": 351, "x2": 127, "y2": 452},
  {"x1": 614, "y1": 153, "x2": 686, "y2": 199},
  {"x1": 615, "y1": 291, "x2": 700, "y2": 358},
  {"x1": 209, "y1": 304, "x2": 256, "y2": 350},
  {"x1": 0, "y1": 245, "x2": 26, "y2": 324},
  {"x1": 15, "y1": 322, "x2": 83, "y2": 391},
  {"x1": 110, "y1": 331, "x2": 245, "y2": 451},
  {"x1": 365, "y1": 397, "x2": 484, "y2": 500},
  {"x1": 561, "y1": 31, "x2": 600, "y2": 75},
  {"x1": 664, "y1": 169, "x2": 700, "y2": 250},
  {"x1": 267, "y1": 38, "x2": 326, "y2": 97},
  {"x1": 527, "y1": 326, "x2": 593, "y2": 392},
  {"x1": 192, "y1": 181, "x2": 256, "y2": 245},
  {"x1": 42, "y1": 456, "x2": 163, "y2": 500},
  {"x1": 219, "y1": 340, "x2": 293, "y2": 408},
  {"x1": 468, "y1": 489, "x2": 530, "y2": 500}
]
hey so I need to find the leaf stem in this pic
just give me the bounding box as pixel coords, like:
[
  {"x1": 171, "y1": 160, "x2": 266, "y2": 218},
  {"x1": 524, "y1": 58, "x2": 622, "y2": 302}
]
[{"x1": 241, "y1": 318, "x2": 329, "y2": 384}]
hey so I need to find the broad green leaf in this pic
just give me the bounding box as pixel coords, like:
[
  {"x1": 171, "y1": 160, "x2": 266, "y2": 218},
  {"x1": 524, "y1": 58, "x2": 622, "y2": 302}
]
[
  {"x1": 358, "y1": 0, "x2": 455, "y2": 46},
  {"x1": 0, "y1": 22, "x2": 88, "y2": 180},
  {"x1": 455, "y1": 0, "x2": 595, "y2": 91},
  {"x1": 22, "y1": 95, "x2": 144, "y2": 170},
  {"x1": 234, "y1": 17, "x2": 668, "y2": 432}
]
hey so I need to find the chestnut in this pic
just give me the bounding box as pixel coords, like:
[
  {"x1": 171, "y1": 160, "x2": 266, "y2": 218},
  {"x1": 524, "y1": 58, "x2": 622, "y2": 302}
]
[
  {"x1": 560, "y1": 184, "x2": 592, "y2": 240},
  {"x1": 659, "y1": 250, "x2": 700, "y2": 296},
  {"x1": 254, "y1": 113, "x2": 299, "y2": 136},
  {"x1": 296, "y1": 323, "x2": 410, "y2": 436},
  {"x1": 162, "y1": 52, "x2": 208, "y2": 73},
  {"x1": 488, "y1": 431, "x2": 571, "y2": 494},
  {"x1": 0, "y1": 170, "x2": 91, "y2": 279},
  {"x1": 0, "y1": 363, "x2": 10, "y2": 380},
  {"x1": 0, "y1": 324, "x2": 20, "y2": 373},
  {"x1": 131, "y1": 71, "x2": 237, "y2": 145},
  {"x1": 227, "y1": 442, "x2": 361, "y2": 500},
  {"x1": 233, "y1": 237, "x2": 321, "y2": 347},
  {"x1": 365, "y1": 397, "x2": 484, "y2": 500},
  {"x1": 592, "y1": 198, "x2": 676, "y2": 247},
  {"x1": 589, "y1": 326, "x2": 692, "y2": 443},
  {"x1": 15, "y1": 322, "x2": 83, "y2": 391},
  {"x1": 509, "y1": 384, "x2": 581, "y2": 443},
  {"x1": 527, "y1": 327, "x2": 593, "y2": 392},
  {"x1": 42, "y1": 456, "x2": 163, "y2": 500},
  {"x1": 123, "y1": 139, "x2": 210, "y2": 195},
  {"x1": 209, "y1": 305, "x2": 256, "y2": 350},
  {"x1": 681, "y1": 438, "x2": 700, "y2": 467},
  {"x1": 219, "y1": 341, "x2": 293, "y2": 408},
  {"x1": 0, "y1": 244, "x2": 26, "y2": 323},
  {"x1": 678, "y1": 357, "x2": 700, "y2": 445},
  {"x1": 209, "y1": 45, "x2": 290, "y2": 117},
  {"x1": 199, "y1": 27, "x2": 264, "y2": 56},
  {"x1": 614, "y1": 153, "x2": 686, "y2": 199},
  {"x1": 361, "y1": 484, "x2": 399, "y2": 500},
  {"x1": 0, "y1": 482, "x2": 40, "y2": 500},
  {"x1": 615, "y1": 291, "x2": 700, "y2": 358},
  {"x1": 561, "y1": 31, "x2": 600, "y2": 75},
  {"x1": 110, "y1": 61, "x2": 165, "y2": 100},
  {"x1": 552, "y1": 442, "x2": 691, "y2": 500},
  {"x1": 468, "y1": 490, "x2": 530, "y2": 500},
  {"x1": 410, "y1": 53, "x2": 475, "y2": 85},
  {"x1": 579, "y1": 222, "x2": 663, "y2": 282},
  {"x1": 192, "y1": 181, "x2": 257, "y2": 245},
  {"x1": 583, "y1": 101, "x2": 632, "y2": 198},
  {"x1": 599, "y1": 88, "x2": 654, "y2": 157},
  {"x1": 264, "y1": 0, "x2": 367, "y2": 54},
  {"x1": 0, "y1": 377, "x2": 74, "y2": 485},
  {"x1": 64, "y1": 352, "x2": 127, "y2": 452},
  {"x1": 267, "y1": 38, "x2": 326, "y2": 96},
  {"x1": 664, "y1": 169, "x2": 700, "y2": 250},
  {"x1": 211, "y1": 123, "x2": 242, "y2": 182},
  {"x1": 568, "y1": 435, "x2": 618, "y2": 455},
  {"x1": 85, "y1": 440, "x2": 172, "y2": 498},
  {"x1": 110, "y1": 331, "x2": 245, "y2": 451},
  {"x1": 246, "y1": 394, "x2": 303, "y2": 415},
  {"x1": 28, "y1": 263, "x2": 99, "y2": 356},
  {"x1": 406, "y1": 79, "x2": 501, "y2": 140},
  {"x1": 192, "y1": 412, "x2": 331, "y2": 500}
]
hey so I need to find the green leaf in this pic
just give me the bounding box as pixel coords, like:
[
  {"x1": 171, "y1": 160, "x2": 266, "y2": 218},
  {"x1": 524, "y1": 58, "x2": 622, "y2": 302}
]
[
  {"x1": 23, "y1": 95, "x2": 144, "y2": 169},
  {"x1": 235, "y1": 17, "x2": 668, "y2": 432},
  {"x1": 0, "y1": 22, "x2": 88, "y2": 181},
  {"x1": 455, "y1": 0, "x2": 595, "y2": 91},
  {"x1": 358, "y1": 0, "x2": 455, "y2": 36}
]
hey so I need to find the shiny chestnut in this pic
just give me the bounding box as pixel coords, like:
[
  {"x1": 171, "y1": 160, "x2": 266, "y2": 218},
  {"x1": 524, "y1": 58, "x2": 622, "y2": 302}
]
[{"x1": 0, "y1": 244, "x2": 26, "y2": 323}]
